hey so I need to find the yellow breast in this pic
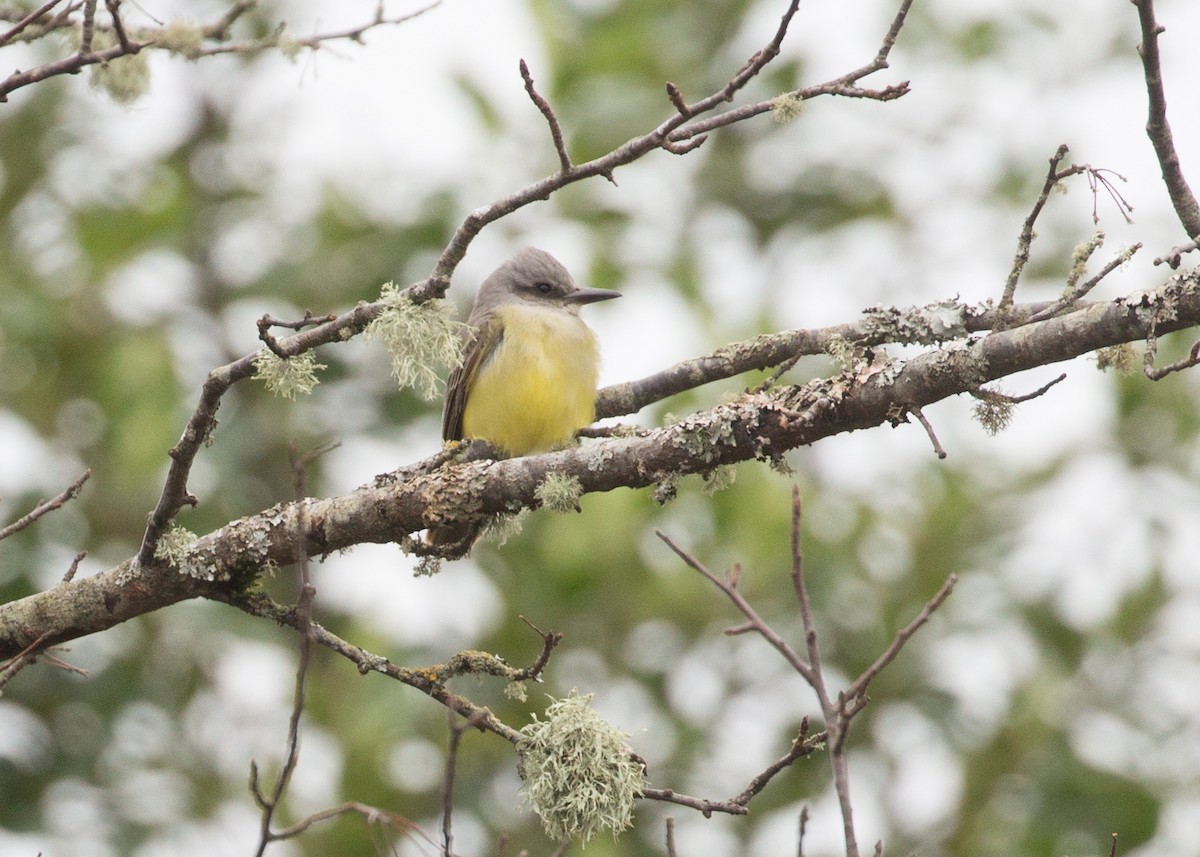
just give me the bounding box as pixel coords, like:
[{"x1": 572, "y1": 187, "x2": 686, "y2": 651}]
[{"x1": 462, "y1": 304, "x2": 601, "y2": 456}]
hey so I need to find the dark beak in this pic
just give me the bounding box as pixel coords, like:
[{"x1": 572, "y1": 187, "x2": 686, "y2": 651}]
[{"x1": 565, "y1": 287, "x2": 621, "y2": 305}]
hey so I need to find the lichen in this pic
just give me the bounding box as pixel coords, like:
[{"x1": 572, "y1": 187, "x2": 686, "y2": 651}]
[
  {"x1": 364, "y1": 286, "x2": 465, "y2": 401},
  {"x1": 253, "y1": 349, "x2": 326, "y2": 399},
  {"x1": 518, "y1": 690, "x2": 644, "y2": 843},
  {"x1": 535, "y1": 473, "x2": 584, "y2": 513}
]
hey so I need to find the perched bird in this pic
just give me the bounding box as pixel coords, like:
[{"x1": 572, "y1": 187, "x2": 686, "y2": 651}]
[{"x1": 430, "y1": 247, "x2": 620, "y2": 550}]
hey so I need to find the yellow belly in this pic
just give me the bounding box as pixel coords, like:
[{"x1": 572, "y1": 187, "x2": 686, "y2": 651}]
[{"x1": 462, "y1": 305, "x2": 600, "y2": 456}]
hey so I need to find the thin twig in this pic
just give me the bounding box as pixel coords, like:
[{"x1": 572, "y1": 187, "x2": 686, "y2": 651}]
[
  {"x1": 655, "y1": 528, "x2": 814, "y2": 681},
  {"x1": 730, "y1": 718, "x2": 818, "y2": 806},
  {"x1": 970, "y1": 373, "x2": 1067, "y2": 405},
  {"x1": 907, "y1": 406, "x2": 947, "y2": 459},
  {"x1": 265, "y1": 800, "x2": 432, "y2": 845},
  {"x1": 665, "y1": 817, "x2": 677, "y2": 857},
  {"x1": 1132, "y1": 0, "x2": 1200, "y2": 248},
  {"x1": 1144, "y1": 337, "x2": 1200, "y2": 380},
  {"x1": 797, "y1": 805, "x2": 810, "y2": 857},
  {"x1": 61, "y1": 550, "x2": 87, "y2": 584},
  {"x1": 251, "y1": 442, "x2": 328, "y2": 857},
  {"x1": 519, "y1": 59, "x2": 571, "y2": 172},
  {"x1": 512, "y1": 616, "x2": 563, "y2": 681},
  {"x1": 105, "y1": 0, "x2": 130, "y2": 52},
  {"x1": 640, "y1": 788, "x2": 750, "y2": 817},
  {"x1": 258, "y1": 312, "x2": 338, "y2": 357},
  {"x1": 997, "y1": 144, "x2": 1072, "y2": 319},
  {"x1": 0, "y1": 0, "x2": 66, "y2": 48},
  {"x1": 0, "y1": 632, "x2": 52, "y2": 690},
  {"x1": 844, "y1": 574, "x2": 958, "y2": 703},
  {"x1": 1025, "y1": 244, "x2": 1142, "y2": 324},
  {"x1": 0, "y1": 469, "x2": 91, "y2": 542}
]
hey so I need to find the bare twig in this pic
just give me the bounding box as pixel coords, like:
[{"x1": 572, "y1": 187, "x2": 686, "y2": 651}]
[
  {"x1": 258, "y1": 312, "x2": 338, "y2": 358},
  {"x1": 0, "y1": 1, "x2": 442, "y2": 101},
  {"x1": 730, "y1": 718, "x2": 819, "y2": 806},
  {"x1": 907, "y1": 406, "x2": 947, "y2": 459},
  {"x1": 1144, "y1": 337, "x2": 1200, "y2": 381},
  {"x1": 655, "y1": 529, "x2": 814, "y2": 682},
  {"x1": 104, "y1": 0, "x2": 130, "y2": 52},
  {"x1": 0, "y1": 469, "x2": 91, "y2": 542},
  {"x1": 520, "y1": 59, "x2": 572, "y2": 172},
  {"x1": 264, "y1": 800, "x2": 433, "y2": 846},
  {"x1": 0, "y1": 0, "x2": 66, "y2": 48},
  {"x1": 429, "y1": 0, "x2": 909, "y2": 285},
  {"x1": 512, "y1": 616, "x2": 563, "y2": 681},
  {"x1": 1155, "y1": 235, "x2": 1200, "y2": 268},
  {"x1": 970, "y1": 373, "x2": 1067, "y2": 405},
  {"x1": 843, "y1": 574, "x2": 958, "y2": 704},
  {"x1": 997, "y1": 144, "x2": 1072, "y2": 319},
  {"x1": 798, "y1": 805, "x2": 810, "y2": 857},
  {"x1": 665, "y1": 817, "x2": 677, "y2": 857},
  {"x1": 665, "y1": 82, "x2": 690, "y2": 117},
  {"x1": 61, "y1": 550, "x2": 87, "y2": 584},
  {"x1": 640, "y1": 787, "x2": 749, "y2": 817},
  {"x1": 1132, "y1": 0, "x2": 1200, "y2": 254},
  {"x1": 1025, "y1": 244, "x2": 1142, "y2": 324},
  {"x1": 0, "y1": 632, "x2": 52, "y2": 690},
  {"x1": 251, "y1": 441, "x2": 332, "y2": 857}
]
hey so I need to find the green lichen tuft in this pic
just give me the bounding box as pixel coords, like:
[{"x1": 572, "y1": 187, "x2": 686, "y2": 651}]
[
  {"x1": 518, "y1": 690, "x2": 644, "y2": 843},
  {"x1": 153, "y1": 525, "x2": 198, "y2": 566},
  {"x1": 770, "y1": 92, "x2": 804, "y2": 123},
  {"x1": 1095, "y1": 343, "x2": 1137, "y2": 375},
  {"x1": 972, "y1": 393, "x2": 1014, "y2": 436},
  {"x1": 535, "y1": 473, "x2": 584, "y2": 513},
  {"x1": 253, "y1": 349, "x2": 326, "y2": 399},
  {"x1": 702, "y1": 464, "x2": 737, "y2": 495},
  {"x1": 365, "y1": 286, "x2": 465, "y2": 401}
]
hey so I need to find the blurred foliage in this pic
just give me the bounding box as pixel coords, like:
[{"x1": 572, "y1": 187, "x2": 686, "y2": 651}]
[{"x1": 2, "y1": 1, "x2": 1199, "y2": 857}]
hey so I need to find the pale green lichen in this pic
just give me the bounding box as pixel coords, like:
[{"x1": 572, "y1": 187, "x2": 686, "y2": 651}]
[
  {"x1": 364, "y1": 285, "x2": 465, "y2": 401},
  {"x1": 861, "y1": 299, "x2": 969, "y2": 346},
  {"x1": 89, "y1": 41, "x2": 150, "y2": 104},
  {"x1": 535, "y1": 473, "x2": 584, "y2": 513},
  {"x1": 253, "y1": 349, "x2": 327, "y2": 399},
  {"x1": 770, "y1": 92, "x2": 804, "y2": 123},
  {"x1": 972, "y1": 393, "x2": 1014, "y2": 436},
  {"x1": 1066, "y1": 231, "x2": 1105, "y2": 291},
  {"x1": 653, "y1": 474, "x2": 678, "y2": 505},
  {"x1": 825, "y1": 334, "x2": 856, "y2": 371},
  {"x1": 505, "y1": 681, "x2": 529, "y2": 702},
  {"x1": 482, "y1": 509, "x2": 529, "y2": 546},
  {"x1": 153, "y1": 22, "x2": 207, "y2": 59},
  {"x1": 702, "y1": 464, "x2": 737, "y2": 495},
  {"x1": 153, "y1": 525, "x2": 198, "y2": 566},
  {"x1": 1095, "y1": 343, "x2": 1137, "y2": 375},
  {"x1": 518, "y1": 690, "x2": 644, "y2": 843}
]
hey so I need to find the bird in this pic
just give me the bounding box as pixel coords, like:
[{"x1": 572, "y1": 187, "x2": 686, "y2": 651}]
[{"x1": 429, "y1": 247, "x2": 621, "y2": 551}]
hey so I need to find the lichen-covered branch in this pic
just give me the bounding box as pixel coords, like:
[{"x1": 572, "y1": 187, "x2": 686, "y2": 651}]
[{"x1": 6, "y1": 276, "x2": 1200, "y2": 659}]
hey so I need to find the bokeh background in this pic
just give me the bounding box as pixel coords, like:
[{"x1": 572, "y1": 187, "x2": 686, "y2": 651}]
[{"x1": 2, "y1": 0, "x2": 1200, "y2": 855}]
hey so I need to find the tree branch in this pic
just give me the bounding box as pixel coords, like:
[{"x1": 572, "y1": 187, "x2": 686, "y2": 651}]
[
  {"x1": 5, "y1": 276, "x2": 1200, "y2": 657},
  {"x1": 1132, "y1": 0, "x2": 1200, "y2": 255},
  {"x1": 0, "y1": 469, "x2": 91, "y2": 542}
]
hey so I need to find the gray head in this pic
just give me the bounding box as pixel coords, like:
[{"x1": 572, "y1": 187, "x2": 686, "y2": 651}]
[{"x1": 468, "y1": 247, "x2": 620, "y2": 323}]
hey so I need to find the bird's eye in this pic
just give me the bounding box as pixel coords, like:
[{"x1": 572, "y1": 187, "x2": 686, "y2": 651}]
[{"x1": 534, "y1": 281, "x2": 554, "y2": 295}]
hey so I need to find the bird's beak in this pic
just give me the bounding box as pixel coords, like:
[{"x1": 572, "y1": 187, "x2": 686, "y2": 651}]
[{"x1": 565, "y1": 287, "x2": 621, "y2": 305}]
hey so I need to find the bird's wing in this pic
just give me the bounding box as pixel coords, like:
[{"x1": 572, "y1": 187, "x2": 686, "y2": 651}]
[{"x1": 442, "y1": 313, "x2": 505, "y2": 441}]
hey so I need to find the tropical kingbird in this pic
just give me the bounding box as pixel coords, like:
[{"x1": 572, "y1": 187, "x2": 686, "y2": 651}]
[{"x1": 430, "y1": 247, "x2": 620, "y2": 549}]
